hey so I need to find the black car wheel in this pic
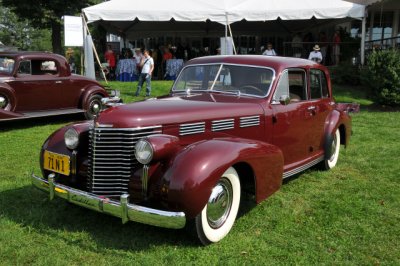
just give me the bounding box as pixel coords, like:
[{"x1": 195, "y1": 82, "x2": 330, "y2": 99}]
[{"x1": 84, "y1": 94, "x2": 103, "y2": 120}]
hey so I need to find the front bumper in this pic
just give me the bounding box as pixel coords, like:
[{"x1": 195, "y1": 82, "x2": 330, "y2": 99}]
[{"x1": 31, "y1": 174, "x2": 186, "y2": 229}]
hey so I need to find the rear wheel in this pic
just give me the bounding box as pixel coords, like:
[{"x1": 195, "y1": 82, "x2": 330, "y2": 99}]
[
  {"x1": 322, "y1": 129, "x2": 341, "y2": 170},
  {"x1": 195, "y1": 167, "x2": 241, "y2": 245},
  {"x1": 84, "y1": 94, "x2": 102, "y2": 120}
]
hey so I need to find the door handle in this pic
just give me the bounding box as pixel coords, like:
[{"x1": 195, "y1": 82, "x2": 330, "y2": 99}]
[
  {"x1": 307, "y1": 106, "x2": 316, "y2": 111},
  {"x1": 55, "y1": 81, "x2": 62, "y2": 84}
]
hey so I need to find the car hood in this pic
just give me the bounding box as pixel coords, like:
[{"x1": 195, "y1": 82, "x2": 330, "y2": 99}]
[{"x1": 96, "y1": 93, "x2": 265, "y2": 128}]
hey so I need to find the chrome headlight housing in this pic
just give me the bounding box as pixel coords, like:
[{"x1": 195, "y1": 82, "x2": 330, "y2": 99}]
[
  {"x1": 64, "y1": 128, "x2": 79, "y2": 150},
  {"x1": 135, "y1": 139, "x2": 153, "y2": 165}
]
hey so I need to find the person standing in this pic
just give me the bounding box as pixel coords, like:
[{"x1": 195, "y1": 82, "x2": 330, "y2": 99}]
[
  {"x1": 135, "y1": 49, "x2": 154, "y2": 97},
  {"x1": 262, "y1": 43, "x2": 277, "y2": 56},
  {"x1": 104, "y1": 45, "x2": 116, "y2": 80},
  {"x1": 308, "y1": 45, "x2": 323, "y2": 63},
  {"x1": 332, "y1": 30, "x2": 341, "y2": 65}
]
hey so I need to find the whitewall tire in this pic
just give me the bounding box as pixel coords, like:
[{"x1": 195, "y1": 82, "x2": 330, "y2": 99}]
[
  {"x1": 324, "y1": 129, "x2": 341, "y2": 170},
  {"x1": 195, "y1": 167, "x2": 241, "y2": 245}
]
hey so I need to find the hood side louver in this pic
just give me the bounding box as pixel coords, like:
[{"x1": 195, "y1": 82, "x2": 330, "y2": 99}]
[
  {"x1": 212, "y1": 119, "x2": 235, "y2": 132},
  {"x1": 179, "y1": 122, "x2": 206, "y2": 136},
  {"x1": 240, "y1": 115, "x2": 260, "y2": 127}
]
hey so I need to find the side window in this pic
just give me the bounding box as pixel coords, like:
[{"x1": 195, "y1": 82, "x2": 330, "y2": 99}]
[
  {"x1": 273, "y1": 71, "x2": 289, "y2": 101},
  {"x1": 18, "y1": 60, "x2": 32, "y2": 75},
  {"x1": 274, "y1": 69, "x2": 307, "y2": 102},
  {"x1": 31, "y1": 60, "x2": 58, "y2": 75},
  {"x1": 310, "y1": 69, "x2": 329, "y2": 99},
  {"x1": 288, "y1": 71, "x2": 307, "y2": 101}
]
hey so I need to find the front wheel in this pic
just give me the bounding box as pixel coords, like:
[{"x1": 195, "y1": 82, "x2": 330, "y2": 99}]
[
  {"x1": 322, "y1": 128, "x2": 341, "y2": 170},
  {"x1": 84, "y1": 94, "x2": 103, "y2": 120},
  {"x1": 195, "y1": 167, "x2": 241, "y2": 245}
]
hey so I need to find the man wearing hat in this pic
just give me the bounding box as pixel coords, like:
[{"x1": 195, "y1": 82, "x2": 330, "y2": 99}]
[{"x1": 308, "y1": 44, "x2": 323, "y2": 63}]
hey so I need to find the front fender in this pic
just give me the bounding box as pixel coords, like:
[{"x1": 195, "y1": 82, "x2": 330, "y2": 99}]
[
  {"x1": 80, "y1": 86, "x2": 108, "y2": 110},
  {"x1": 41, "y1": 121, "x2": 93, "y2": 179},
  {"x1": 163, "y1": 138, "x2": 284, "y2": 219}
]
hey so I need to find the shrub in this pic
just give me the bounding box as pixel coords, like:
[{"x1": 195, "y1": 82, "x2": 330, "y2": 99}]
[
  {"x1": 330, "y1": 63, "x2": 360, "y2": 85},
  {"x1": 362, "y1": 49, "x2": 400, "y2": 106}
]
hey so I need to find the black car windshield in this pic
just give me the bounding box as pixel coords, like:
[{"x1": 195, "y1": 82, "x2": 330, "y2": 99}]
[
  {"x1": 0, "y1": 57, "x2": 15, "y2": 74},
  {"x1": 172, "y1": 64, "x2": 274, "y2": 97}
]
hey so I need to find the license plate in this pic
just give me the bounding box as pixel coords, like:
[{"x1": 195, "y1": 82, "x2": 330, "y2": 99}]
[{"x1": 43, "y1": 151, "x2": 70, "y2": 176}]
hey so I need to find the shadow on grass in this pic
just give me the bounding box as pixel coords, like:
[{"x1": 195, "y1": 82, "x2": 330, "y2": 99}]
[
  {"x1": 0, "y1": 186, "x2": 198, "y2": 250},
  {"x1": 0, "y1": 114, "x2": 85, "y2": 133}
]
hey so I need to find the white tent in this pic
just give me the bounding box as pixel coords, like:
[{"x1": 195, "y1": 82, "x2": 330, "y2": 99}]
[
  {"x1": 83, "y1": 0, "x2": 365, "y2": 38},
  {"x1": 84, "y1": 0, "x2": 365, "y2": 24},
  {"x1": 82, "y1": 0, "x2": 367, "y2": 62}
]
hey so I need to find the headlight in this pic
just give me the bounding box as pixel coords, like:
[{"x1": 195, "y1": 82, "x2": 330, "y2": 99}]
[
  {"x1": 64, "y1": 128, "x2": 79, "y2": 150},
  {"x1": 135, "y1": 139, "x2": 153, "y2": 165}
]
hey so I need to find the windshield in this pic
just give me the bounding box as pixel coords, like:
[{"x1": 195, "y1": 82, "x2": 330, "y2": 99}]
[
  {"x1": 0, "y1": 57, "x2": 15, "y2": 74},
  {"x1": 172, "y1": 64, "x2": 274, "y2": 97}
]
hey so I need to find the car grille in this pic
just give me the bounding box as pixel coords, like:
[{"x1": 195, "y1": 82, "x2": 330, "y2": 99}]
[{"x1": 88, "y1": 125, "x2": 162, "y2": 197}]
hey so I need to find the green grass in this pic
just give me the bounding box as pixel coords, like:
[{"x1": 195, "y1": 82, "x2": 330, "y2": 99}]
[{"x1": 0, "y1": 82, "x2": 399, "y2": 265}]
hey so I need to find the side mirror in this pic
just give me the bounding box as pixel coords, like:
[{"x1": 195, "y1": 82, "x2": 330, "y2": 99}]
[{"x1": 279, "y1": 95, "x2": 290, "y2": 105}]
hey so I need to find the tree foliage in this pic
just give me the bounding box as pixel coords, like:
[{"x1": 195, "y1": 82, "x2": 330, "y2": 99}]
[
  {"x1": 2, "y1": 0, "x2": 100, "y2": 54},
  {"x1": 362, "y1": 49, "x2": 400, "y2": 106},
  {"x1": 0, "y1": 4, "x2": 52, "y2": 51}
]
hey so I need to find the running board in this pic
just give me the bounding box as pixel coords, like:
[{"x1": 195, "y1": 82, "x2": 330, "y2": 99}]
[
  {"x1": 21, "y1": 108, "x2": 84, "y2": 118},
  {"x1": 283, "y1": 156, "x2": 324, "y2": 179}
]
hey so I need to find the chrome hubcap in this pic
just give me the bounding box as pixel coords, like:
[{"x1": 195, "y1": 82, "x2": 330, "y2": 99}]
[
  {"x1": 92, "y1": 103, "x2": 100, "y2": 114},
  {"x1": 206, "y1": 178, "x2": 233, "y2": 229},
  {"x1": 0, "y1": 96, "x2": 6, "y2": 109}
]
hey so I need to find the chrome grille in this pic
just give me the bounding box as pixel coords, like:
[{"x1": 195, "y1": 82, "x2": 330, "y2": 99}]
[
  {"x1": 240, "y1": 115, "x2": 260, "y2": 128},
  {"x1": 88, "y1": 125, "x2": 162, "y2": 197},
  {"x1": 179, "y1": 122, "x2": 205, "y2": 136},
  {"x1": 212, "y1": 119, "x2": 235, "y2": 131}
]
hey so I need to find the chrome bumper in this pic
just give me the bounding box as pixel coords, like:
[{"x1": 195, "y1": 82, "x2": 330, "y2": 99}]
[{"x1": 31, "y1": 174, "x2": 186, "y2": 229}]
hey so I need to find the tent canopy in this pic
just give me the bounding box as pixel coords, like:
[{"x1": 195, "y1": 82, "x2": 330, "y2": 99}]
[
  {"x1": 83, "y1": 0, "x2": 365, "y2": 39},
  {"x1": 84, "y1": 0, "x2": 365, "y2": 23}
]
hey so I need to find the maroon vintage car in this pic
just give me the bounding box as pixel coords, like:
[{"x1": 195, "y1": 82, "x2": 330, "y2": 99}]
[
  {"x1": 31, "y1": 55, "x2": 356, "y2": 245},
  {"x1": 0, "y1": 51, "x2": 112, "y2": 121}
]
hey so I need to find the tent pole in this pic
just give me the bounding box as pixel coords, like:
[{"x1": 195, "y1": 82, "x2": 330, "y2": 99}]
[
  {"x1": 81, "y1": 13, "x2": 108, "y2": 84},
  {"x1": 361, "y1": 8, "x2": 367, "y2": 65},
  {"x1": 225, "y1": 13, "x2": 228, "y2": 55},
  {"x1": 228, "y1": 24, "x2": 237, "y2": 55}
]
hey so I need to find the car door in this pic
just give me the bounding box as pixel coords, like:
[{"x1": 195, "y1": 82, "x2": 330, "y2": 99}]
[
  {"x1": 307, "y1": 68, "x2": 333, "y2": 153},
  {"x1": 11, "y1": 59, "x2": 63, "y2": 111},
  {"x1": 271, "y1": 68, "x2": 317, "y2": 169}
]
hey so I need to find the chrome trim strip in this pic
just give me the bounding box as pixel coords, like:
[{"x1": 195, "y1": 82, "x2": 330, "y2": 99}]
[
  {"x1": 31, "y1": 173, "x2": 186, "y2": 229},
  {"x1": 95, "y1": 125, "x2": 162, "y2": 131},
  {"x1": 142, "y1": 165, "x2": 149, "y2": 198},
  {"x1": 283, "y1": 156, "x2": 324, "y2": 179}
]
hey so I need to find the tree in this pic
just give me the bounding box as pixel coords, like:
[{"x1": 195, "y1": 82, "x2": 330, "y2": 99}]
[
  {"x1": 2, "y1": 0, "x2": 100, "y2": 54},
  {"x1": 0, "y1": 4, "x2": 52, "y2": 51}
]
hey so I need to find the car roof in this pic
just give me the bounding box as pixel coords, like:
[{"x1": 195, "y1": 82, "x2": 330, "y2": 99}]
[
  {"x1": 0, "y1": 51, "x2": 65, "y2": 61},
  {"x1": 186, "y1": 55, "x2": 326, "y2": 72}
]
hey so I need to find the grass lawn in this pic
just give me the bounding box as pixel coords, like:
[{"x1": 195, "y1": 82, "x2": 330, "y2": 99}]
[{"x1": 0, "y1": 81, "x2": 399, "y2": 265}]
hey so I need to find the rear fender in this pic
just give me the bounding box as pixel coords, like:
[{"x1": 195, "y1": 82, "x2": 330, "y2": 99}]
[
  {"x1": 163, "y1": 138, "x2": 284, "y2": 219},
  {"x1": 323, "y1": 109, "x2": 352, "y2": 158}
]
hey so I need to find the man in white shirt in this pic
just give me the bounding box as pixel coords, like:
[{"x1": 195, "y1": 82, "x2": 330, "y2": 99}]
[
  {"x1": 308, "y1": 44, "x2": 323, "y2": 63},
  {"x1": 135, "y1": 49, "x2": 154, "y2": 97},
  {"x1": 262, "y1": 43, "x2": 277, "y2": 56}
]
